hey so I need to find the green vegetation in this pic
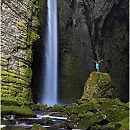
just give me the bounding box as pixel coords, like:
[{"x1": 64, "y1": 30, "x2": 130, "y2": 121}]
[
  {"x1": 63, "y1": 98, "x2": 129, "y2": 129},
  {"x1": 1, "y1": 98, "x2": 21, "y2": 106},
  {"x1": 30, "y1": 103, "x2": 48, "y2": 112},
  {"x1": 31, "y1": 123, "x2": 47, "y2": 130},
  {"x1": 1, "y1": 105, "x2": 35, "y2": 117},
  {"x1": 52, "y1": 104, "x2": 64, "y2": 112}
]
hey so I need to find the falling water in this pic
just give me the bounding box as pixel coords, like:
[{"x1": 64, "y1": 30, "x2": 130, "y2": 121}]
[{"x1": 42, "y1": 0, "x2": 58, "y2": 106}]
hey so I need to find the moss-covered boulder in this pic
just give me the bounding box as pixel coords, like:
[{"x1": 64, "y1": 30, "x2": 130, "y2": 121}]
[
  {"x1": 31, "y1": 123, "x2": 47, "y2": 130},
  {"x1": 1, "y1": 97, "x2": 35, "y2": 118},
  {"x1": 63, "y1": 98, "x2": 129, "y2": 129},
  {"x1": 82, "y1": 72, "x2": 113, "y2": 100},
  {"x1": 1, "y1": 105, "x2": 35, "y2": 118}
]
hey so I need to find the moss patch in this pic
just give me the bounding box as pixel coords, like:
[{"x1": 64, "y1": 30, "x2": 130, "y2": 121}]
[
  {"x1": 31, "y1": 123, "x2": 47, "y2": 130},
  {"x1": 1, "y1": 105, "x2": 35, "y2": 117},
  {"x1": 62, "y1": 98, "x2": 129, "y2": 129}
]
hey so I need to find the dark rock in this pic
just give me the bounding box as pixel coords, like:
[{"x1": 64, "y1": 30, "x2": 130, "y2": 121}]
[
  {"x1": 51, "y1": 122, "x2": 67, "y2": 129},
  {"x1": 40, "y1": 117, "x2": 53, "y2": 126},
  {"x1": 30, "y1": 103, "x2": 48, "y2": 113},
  {"x1": 58, "y1": 0, "x2": 129, "y2": 103}
]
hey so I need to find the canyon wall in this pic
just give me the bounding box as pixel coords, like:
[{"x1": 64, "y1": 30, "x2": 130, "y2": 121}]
[
  {"x1": 1, "y1": 0, "x2": 42, "y2": 104},
  {"x1": 58, "y1": 0, "x2": 128, "y2": 103}
]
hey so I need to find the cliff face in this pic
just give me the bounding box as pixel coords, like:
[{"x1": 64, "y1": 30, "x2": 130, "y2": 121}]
[
  {"x1": 58, "y1": 0, "x2": 128, "y2": 103},
  {"x1": 1, "y1": 0, "x2": 40, "y2": 104}
]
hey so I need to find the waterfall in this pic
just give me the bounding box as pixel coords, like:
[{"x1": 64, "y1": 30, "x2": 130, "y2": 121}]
[{"x1": 42, "y1": 0, "x2": 58, "y2": 106}]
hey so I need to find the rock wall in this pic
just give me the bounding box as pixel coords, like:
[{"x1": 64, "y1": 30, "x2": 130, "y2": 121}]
[
  {"x1": 1, "y1": 0, "x2": 40, "y2": 104},
  {"x1": 58, "y1": 0, "x2": 128, "y2": 103}
]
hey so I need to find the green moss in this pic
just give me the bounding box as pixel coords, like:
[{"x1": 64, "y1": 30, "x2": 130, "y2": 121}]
[
  {"x1": 32, "y1": 16, "x2": 40, "y2": 27},
  {"x1": 118, "y1": 117, "x2": 129, "y2": 130},
  {"x1": 16, "y1": 20, "x2": 26, "y2": 29},
  {"x1": 1, "y1": 105, "x2": 35, "y2": 117},
  {"x1": 91, "y1": 122, "x2": 121, "y2": 130},
  {"x1": 1, "y1": 93, "x2": 12, "y2": 98},
  {"x1": 0, "y1": 58, "x2": 8, "y2": 66},
  {"x1": 52, "y1": 104, "x2": 64, "y2": 112},
  {"x1": 78, "y1": 116, "x2": 97, "y2": 129},
  {"x1": 1, "y1": 84, "x2": 23, "y2": 90},
  {"x1": 1, "y1": 70, "x2": 32, "y2": 84},
  {"x1": 105, "y1": 107, "x2": 128, "y2": 122},
  {"x1": 26, "y1": 29, "x2": 40, "y2": 46},
  {"x1": 65, "y1": 103, "x2": 80, "y2": 115},
  {"x1": 62, "y1": 98, "x2": 129, "y2": 129},
  {"x1": 30, "y1": 103, "x2": 48, "y2": 111},
  {"x1": 24, "y1": 48, "x2": 32, "y2": 61},
  {"x1": 1, "y1": 89, "x2": 16, "y2": 97},
  {"x1": 31, "y1": 123, "x2": 47, "y2": 130},
  {"x1": 105, "y1": 122, "x2": 121, "y2": 130},
  {"x1": 78, "y1": 111, "x2": 94, "y2": 118},
  {"x1": 15, "y1": 97, "x2": 32, "y2": 106},
  {"x1": 1, "y1": 71, "x2": 17, "y2": 77},
  {"x1": 22, "y1": 67, "x2": 32, "y2": 83},
  {"x1": 69, "y1": 114, "x2": 79, "y2": 122},
  {"x1": 1, "y1": 75, "x2": 30, "y2": 85},
  {"x1": 1, "y1": 98, "x2": 20, "y2": 106}
]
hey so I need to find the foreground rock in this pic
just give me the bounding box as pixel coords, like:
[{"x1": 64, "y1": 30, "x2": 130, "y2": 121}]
[
  {"x1": 1, "y1": 98, "x2": 36, "y2": 118},
  {"x1": 1, "y1": 98, "x2": 129, "y2": 130},
  {"x1": 64, "y1": 98, "x2": 129, "y2": 129},
  {"x1": 82, "y1": 72, "x2": 113, "y2": 100}
]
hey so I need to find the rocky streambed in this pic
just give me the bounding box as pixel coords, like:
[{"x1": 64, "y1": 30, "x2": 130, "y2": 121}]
[
  {"x1": 1, "y1": 98, "x2": 129, "y2": 130},
  {"x1": 1, "y1": 72, "x2": 129, "y2": 130},
  {"x1": 1, "y1": 113, "x2": 71, "y2": 130}
]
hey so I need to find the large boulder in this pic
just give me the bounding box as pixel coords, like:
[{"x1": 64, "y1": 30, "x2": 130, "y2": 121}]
[{"x1": 82, "y1": 72, "x2": 113, "y2": 100}]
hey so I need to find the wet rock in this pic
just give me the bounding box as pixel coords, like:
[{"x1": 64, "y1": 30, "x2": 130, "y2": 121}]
[
  {"x1": 30, "y1": 103, "x2": 48, "y2": 113},
  {"x1": 82, "y1": 72, "x2": 113, "y2": 100},
  {"x1": 31, "y1": 123, "x2": 47, "y2": 130},
  {"x1": 51, "y1": 122, "x2": 67, "y2": 129},
  {"x1": 1, "y1": 120, "x2": 11, "y2": 126},
  {"x1": 63, "y1": 98, "x2": 129, "y2": 129},
  {"x1": 48, "y1": 112, "x2": 64, "y2": 118},
  {"x1": 39, "y1": 117, "x2": 53, "y2": 126}
]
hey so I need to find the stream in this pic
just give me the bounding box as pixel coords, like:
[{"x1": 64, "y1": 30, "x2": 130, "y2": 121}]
[{"x1": 1, "y1": 113, "x2": 79, "y2": 130}]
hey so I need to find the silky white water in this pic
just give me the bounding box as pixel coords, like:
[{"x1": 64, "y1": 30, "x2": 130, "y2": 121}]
[{"x1": 42, "y1": 0, "x2": 58, "y2": 106}]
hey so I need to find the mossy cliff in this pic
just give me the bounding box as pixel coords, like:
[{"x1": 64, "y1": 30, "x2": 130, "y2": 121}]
[
  {"x1": 58, "y1": 0, "x2": 128, "y2": 103},
  {"x1": 1, "y1": 0, "x2": 45, "y2": 105}
]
